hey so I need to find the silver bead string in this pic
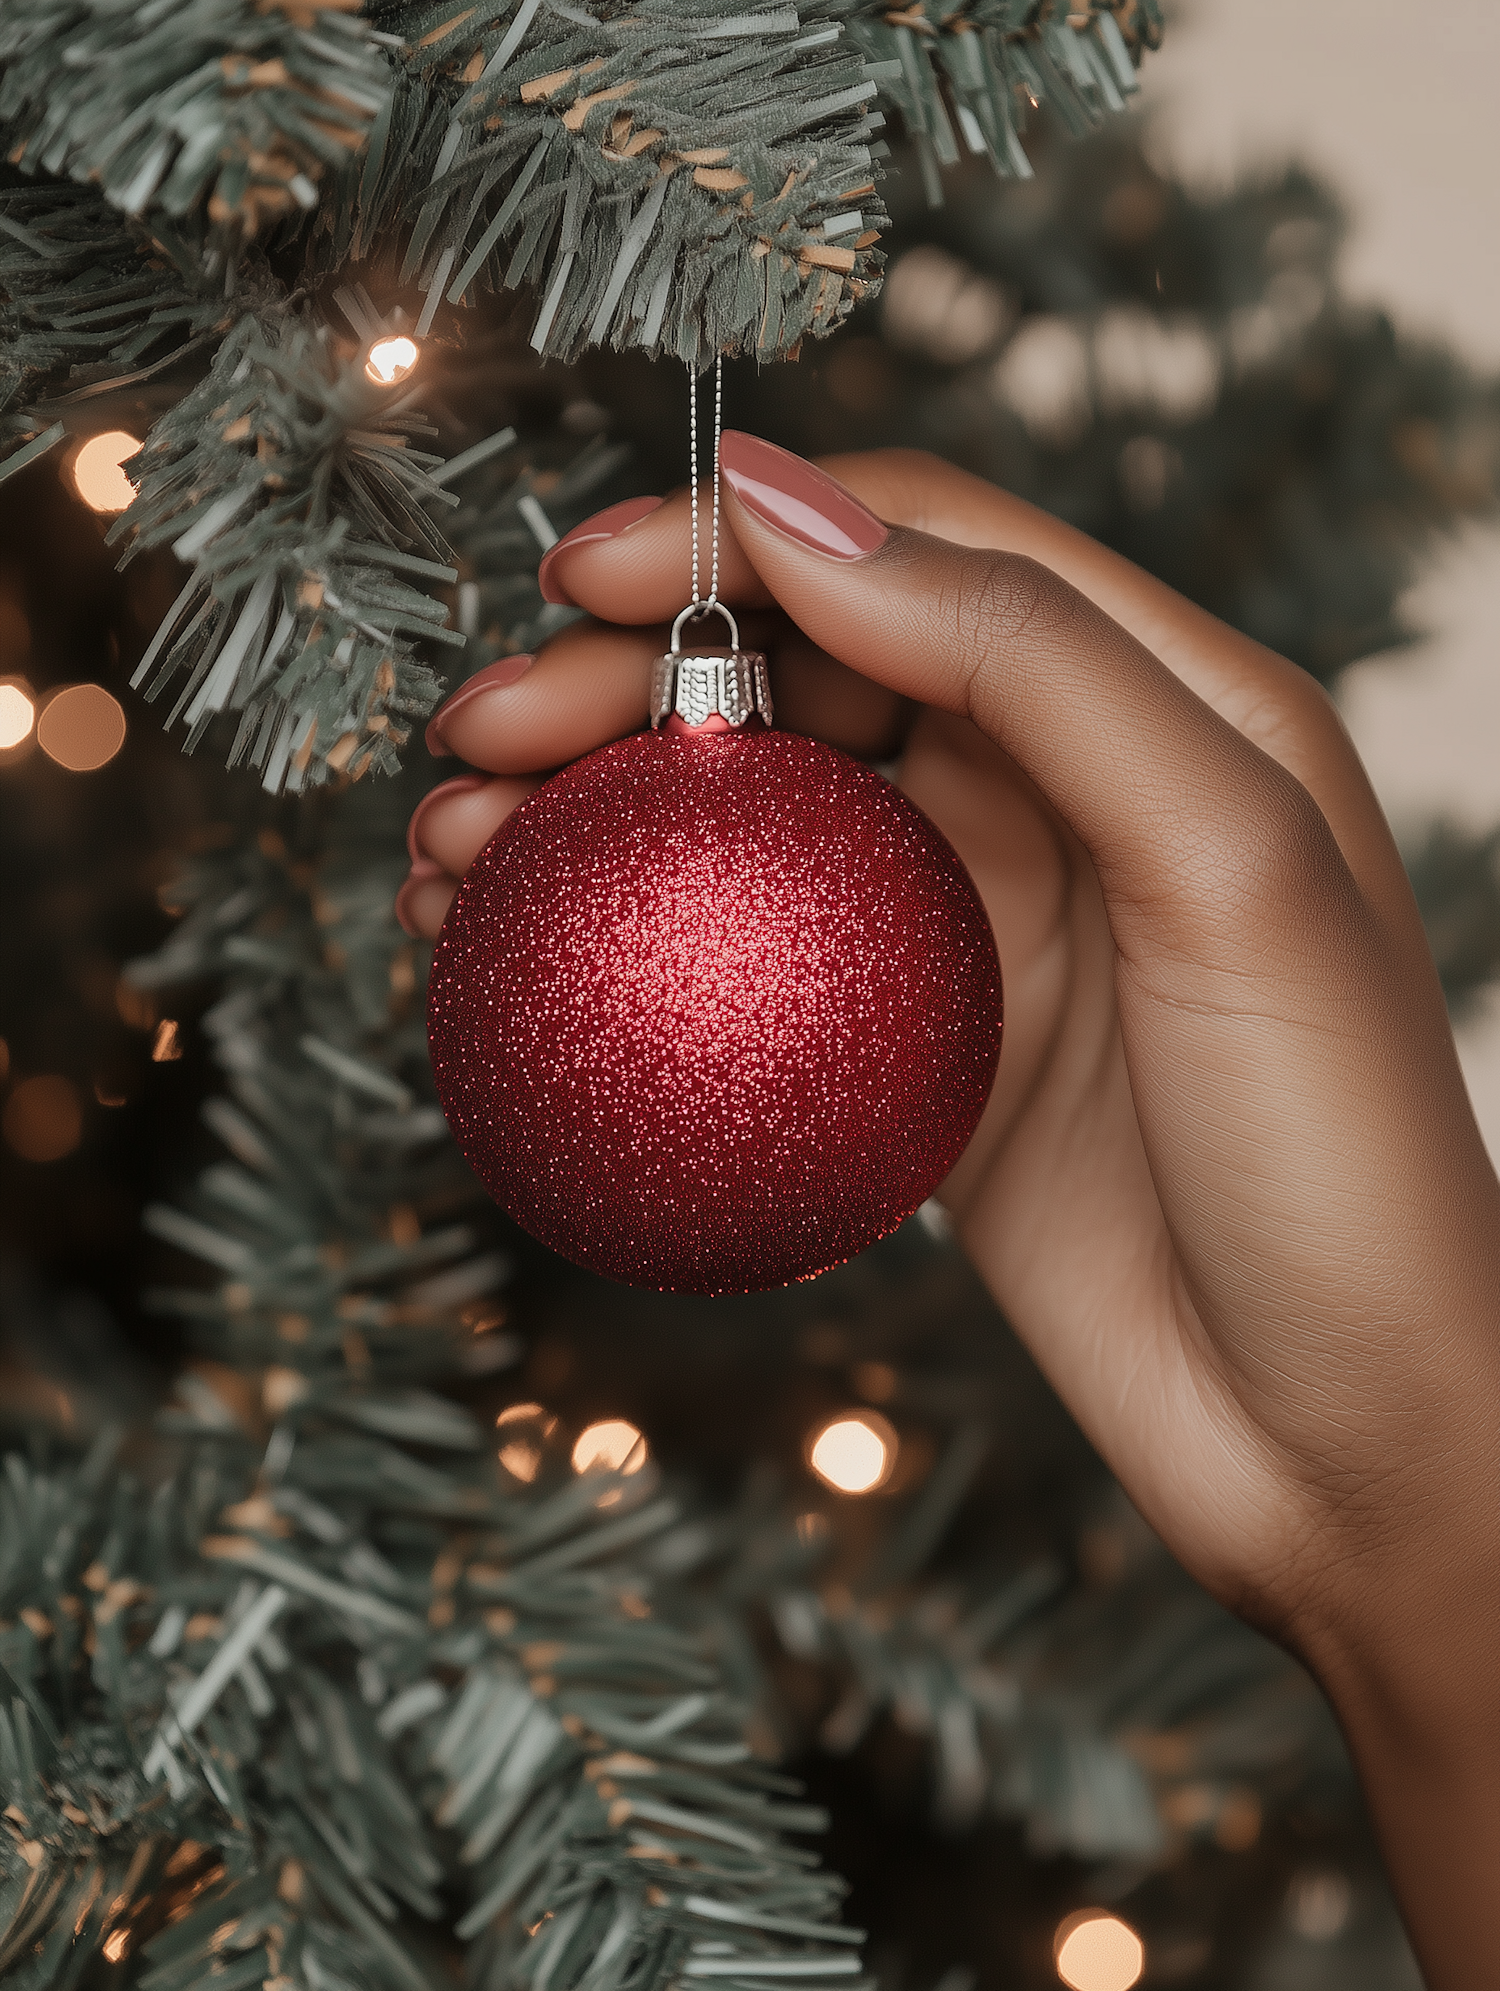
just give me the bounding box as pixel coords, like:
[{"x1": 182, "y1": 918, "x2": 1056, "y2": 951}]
[{"x1": 688, "y1": 354, "x2": 723, "y2": 614}]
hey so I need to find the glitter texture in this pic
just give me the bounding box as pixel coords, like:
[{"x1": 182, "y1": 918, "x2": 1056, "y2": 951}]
[{"x1": 427, "y1": 726, "x2": 1002, "y2": 1293}]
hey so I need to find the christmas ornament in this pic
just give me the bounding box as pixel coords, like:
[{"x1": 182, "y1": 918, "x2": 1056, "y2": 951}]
[{"x1": 427, "y1": 363, "x2": 1002, "y2": 1293}]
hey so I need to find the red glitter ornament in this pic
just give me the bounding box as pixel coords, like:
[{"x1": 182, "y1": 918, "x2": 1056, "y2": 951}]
[{"x1": 427, "y1": 646, "x2": 1001, "y2": 1294}]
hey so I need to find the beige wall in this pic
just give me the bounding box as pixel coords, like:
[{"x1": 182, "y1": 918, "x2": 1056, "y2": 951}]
[{"x1": 1143, "y1": 0, "x2": 1500, "y2": 1154}]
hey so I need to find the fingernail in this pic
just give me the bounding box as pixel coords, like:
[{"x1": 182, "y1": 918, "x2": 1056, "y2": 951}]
[
  {"x1": 395, "y1": 859, "x2": 447, "y2": 937},
  {"x1": 426, "y1": 654, "x2": 534, "y2": 756},
  {"x1": 407, "y1": 774, "x2": 489, "y2": 864},
  {"x1": 719, "y1": 432, "x2": 886, "y2": 559},
  {"x1": 538, "y1": 494, "x2": 665, "y2": 605}
]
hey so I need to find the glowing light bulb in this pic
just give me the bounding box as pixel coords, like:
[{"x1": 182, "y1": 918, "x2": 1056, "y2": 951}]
[
  {"x1": 0, "y1": 682, "x2": 34, "y2": 750},
  {"x1": 808, "y1": 1412, "x2": 896, "y2": 1494},
  {"x1": 572, "y1": 1419, "x2": 648, "y2": 1476},
  {"x1": 71, "y1": 431, "x2": 141, "y2": 512},
  {"x1": 36, "y1": 684, "x2": 127, "y2": 771},
  {"x1": 1054, "y1": 1912, "x2": 1145, "y2": 1991},
  {"x1": 497, "y1": 1401, "x2": 557, "y2": 1484},
  {"x1": 366, "y1": 335, "x2": 419, "y2": 385}
]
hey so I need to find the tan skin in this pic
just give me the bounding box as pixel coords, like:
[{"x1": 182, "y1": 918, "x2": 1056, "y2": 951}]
[{"x1": 404, "y1": 449, "x2": 1500, "y2": 1986}]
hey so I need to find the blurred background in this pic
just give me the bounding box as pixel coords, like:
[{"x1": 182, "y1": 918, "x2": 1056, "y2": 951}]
[{"x1": 1147, "y1": 0, "x2": 1500, "y2": 1153}]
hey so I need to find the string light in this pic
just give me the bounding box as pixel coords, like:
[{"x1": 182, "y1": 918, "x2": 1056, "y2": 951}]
[
  {"x1": 808, "y1": 1411, "x2": 896, "y2": 1494},
  {"x1": 366, "y1": 335, "x2": 419, "y2": 385},
  {"x1": 71, "y1": 431, "x2": 141, "y2": 512},
  {"x1": 572, "y1": 1419, "x2": 648, "y2": 1476},
  {"x1": 3, "y1": 1075, "x2": 83, "y2": 1164},
  {"x1": 496, "y1": 1402, "x2": 557, "y2": 1484},
  {"x1": 0, "y1": 682, "x2": 34, "y2": 750},
  {"x1": 36, "y1": 685, "x2": 126, "y2": 771},
  {"x1": 151, "y1": 1020, "x2": 183, "y2": 1063},
  {"x1": 1054, "y1": 1912, "x2": 1145, "y2": 1991}
]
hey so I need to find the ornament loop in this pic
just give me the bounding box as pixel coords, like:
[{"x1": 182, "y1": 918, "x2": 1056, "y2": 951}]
[{"x1": 671, "y1": 600, "x2": 741, "y2": 654}]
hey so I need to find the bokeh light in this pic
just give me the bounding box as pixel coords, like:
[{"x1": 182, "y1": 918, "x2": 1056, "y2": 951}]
[
  {"x1": 496, "y1": 1401, "x2": 557, "y2": 1483},
  {"x1": 151, "y1": 1020, "x2": 183, "y2": 1063},
  {"x1": 366, "y1": 335, "x2": 419, "y2": 385},
  {"x1": 572, "y1": 1419, "x2": 648, "y2": 1476},
  {"x1": 71, "y1": 431, "x2": 141, "y2": 512},
  {"x1": 36, "y1": 684, "x2": 127, "y2": 771},
  {"x1": 1286, "y1": 1869, "x2": 1352, "y2": 1941},
  {"x1": 0, "y1": 682, "x2": 34, "y2": 750},
  {"x1": 3, "y1": 1075, "x2": 83, "y2": 1163},
  {"x1": 1054, "y1": 1912, "x2": 1145, "y2": 1991},
  {"x1": 808, "y1": 1411, "x2": 896, "y2": 1494}
]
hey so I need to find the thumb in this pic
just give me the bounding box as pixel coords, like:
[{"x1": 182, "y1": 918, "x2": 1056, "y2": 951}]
[{"x1": 717, "y1": 431, "x2": 1356, "y2": 971}]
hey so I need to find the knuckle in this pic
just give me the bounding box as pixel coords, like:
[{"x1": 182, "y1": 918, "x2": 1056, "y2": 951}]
[
  {"x1": 1198, "y1": 762, "x2": 1346, "y2": 921},
  {"x1": 1234, "y1": 659, "x2": 1353, "y2": 766},
  {"x1": 944, "y1": 547, "x2": 1055, "y2": 652}
]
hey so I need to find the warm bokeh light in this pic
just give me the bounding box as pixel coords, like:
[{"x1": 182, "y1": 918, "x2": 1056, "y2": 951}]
[
  {"x1": 0, "y1": 682, "x2": 34, "y2": 750},
  {"x1": 151, "y1": 1020, "x2": 183, "y2": 1063},
  {"x1": 71, "y1": 430, "x2": 141, "y2": 512},
  {"x1": 1286, "y1": 1869, "x2": 1352, "y2": 1941},
  {"x1": 1054, "y1": 1912, "x2": 1145, "y2": 1991},
  {"x1": 808, "y1": 1411, "x2": 896, "y2": 1494},
  {"x1": 496, "y1": 1401, "x2": 557, "y2": 1483},
  {"x1": 366, "y1": 335, "x2": 419, "y2": 385},
  {"x1": 36, "y1": 684, "x2": 127, "y2": 771},
  {"x1": 3, "y1": 1075, "x2": 83, "y2": 1164},
  {"x1": 572, "y1": 1418, "x2": 648, "y2": 1476}
]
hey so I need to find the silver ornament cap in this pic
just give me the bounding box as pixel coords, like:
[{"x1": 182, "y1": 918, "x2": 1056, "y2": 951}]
[{"x1": 650, "y1": 603, "x2": 773, "y2": 730}]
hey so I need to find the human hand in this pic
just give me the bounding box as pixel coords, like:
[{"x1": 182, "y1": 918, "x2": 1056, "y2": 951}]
[{"x1": 405, "y1": 441, "x2": 1500, "y2": 1985}]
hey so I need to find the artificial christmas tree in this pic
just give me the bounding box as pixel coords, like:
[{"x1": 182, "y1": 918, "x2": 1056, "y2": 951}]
[{"x1": 1, "y1": 4, "x2": 1497, "y2": 1988}]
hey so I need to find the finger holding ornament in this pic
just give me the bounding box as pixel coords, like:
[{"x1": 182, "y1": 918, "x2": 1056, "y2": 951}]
[
  {"x1": 408, "y1": 772, "x2": 542, "y2": 875},
  {"x1": 546, "y1": 451, "x2": 1413, "y2": 950},
  {"x1": 426, "y1": 622, "x2": 654, "y2": 769}
]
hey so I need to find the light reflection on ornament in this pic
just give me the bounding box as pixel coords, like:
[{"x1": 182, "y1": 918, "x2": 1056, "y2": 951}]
[
  {"x1": 808, "y1": 1412, "x2": 896, "y2": 1495},
  {"x1": 0, "y1": 682, "x2": 34, "y2": 750},
  {"x1": 71, "y1": 431, "x2": 141, "y2": 512},
  {"x1": 572, "y1": 1419, "x2": 648, "y2": 1477},
  {"x1": 366, "y1": 335, "x2": 419, "y2": 385},
  {"x1": 37, "y1": 684, "x2": 126, "y2": 771},
  {"x1": 1054, "y1": 1912, "x2": 1145, "y2": 1991},
  {"x1": 496, "y1": 1401, "x2": 557, "y2": 1484}
]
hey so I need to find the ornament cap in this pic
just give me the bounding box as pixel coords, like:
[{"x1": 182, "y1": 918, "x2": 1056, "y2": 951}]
[{"x1": 650, "y1": 624, "x2": 773, "y2": 731}]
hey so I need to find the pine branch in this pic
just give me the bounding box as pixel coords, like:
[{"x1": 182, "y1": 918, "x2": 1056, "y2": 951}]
[
  {"x1": 112, "y1": 308, "x2": 464, "y2": 792},
  {"x1": 844, "y1": 0, "x2": 1163, "y2": 203},
  {"x1": 0, "y1": 0, "x2": 389, "y2": 262},
  {"x1": 0, "y1": 1437, "x2": 447, "y2": 1991},
  {"x1": 0, "y1": 179, "x2": 228, "y2": 420},
  {"x1": 306, "y1": 0, "x2": 889, "y2": 363}
]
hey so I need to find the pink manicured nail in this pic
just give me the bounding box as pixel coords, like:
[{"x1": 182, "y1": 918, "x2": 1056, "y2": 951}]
[
  {"x1": 407, "y1": 774, "x2": 489, "y2": 863},
  {"x1": 538, "y1": 495, "x2": 665, "y2": 604},
  {"x1": 426, "y1": 654, "x2": 534, "y2": 756},
  {"x1": 718, "y1": 432, "x2": 886, "y2": 559},
  {"x1": 395, "y1": 859, "x2": 448, "y2": 937}
]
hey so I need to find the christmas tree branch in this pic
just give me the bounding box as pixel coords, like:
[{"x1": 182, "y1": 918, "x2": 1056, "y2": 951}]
[{"x1": 0, "y1": 0, "x2": 390, "y2": 262}]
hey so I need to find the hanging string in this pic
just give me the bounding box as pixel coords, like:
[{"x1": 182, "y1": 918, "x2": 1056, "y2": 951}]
[{"x1": 688, "y1": 355, "x2": 723, "y2": 614}]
